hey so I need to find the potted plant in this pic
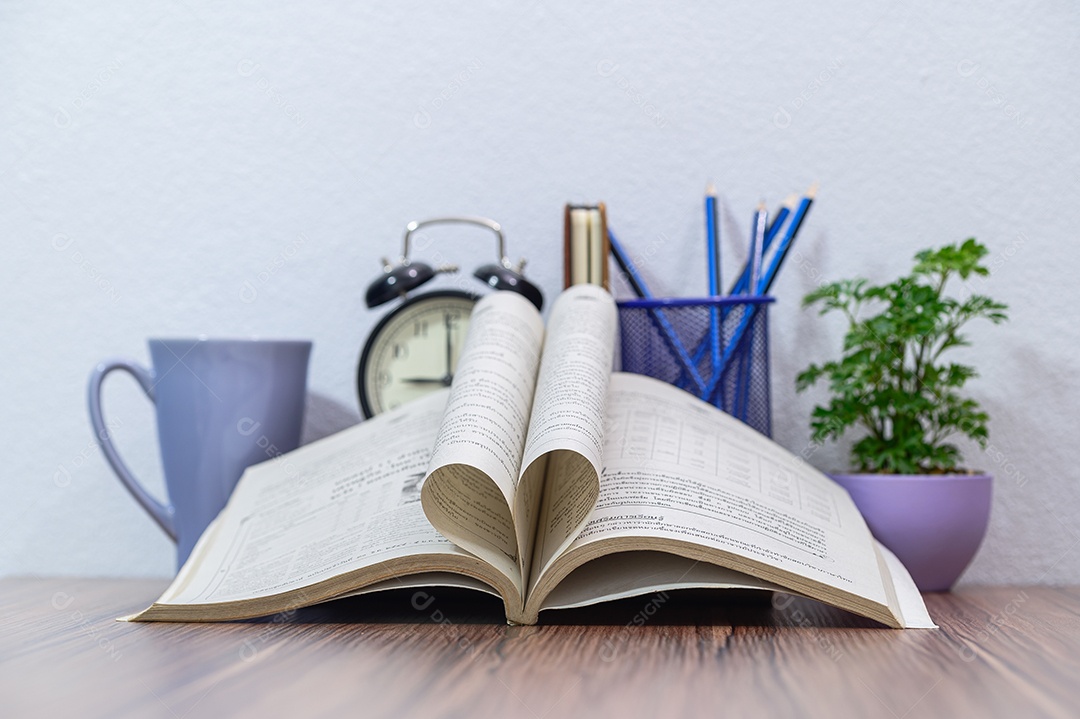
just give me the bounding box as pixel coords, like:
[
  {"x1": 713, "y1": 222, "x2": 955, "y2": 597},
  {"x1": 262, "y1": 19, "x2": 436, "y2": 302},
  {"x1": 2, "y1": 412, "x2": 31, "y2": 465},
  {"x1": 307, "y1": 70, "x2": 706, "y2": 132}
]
[{"x1": 796, "y1": 238, "x2": 1009, "y2": 591}]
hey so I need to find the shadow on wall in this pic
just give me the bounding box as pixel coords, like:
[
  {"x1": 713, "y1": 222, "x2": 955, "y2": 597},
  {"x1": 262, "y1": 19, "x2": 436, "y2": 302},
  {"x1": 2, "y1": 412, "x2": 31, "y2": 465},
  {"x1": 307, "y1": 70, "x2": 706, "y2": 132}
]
[{"x1": 301, "y1": 392, "x2": 361, "y2": 445}]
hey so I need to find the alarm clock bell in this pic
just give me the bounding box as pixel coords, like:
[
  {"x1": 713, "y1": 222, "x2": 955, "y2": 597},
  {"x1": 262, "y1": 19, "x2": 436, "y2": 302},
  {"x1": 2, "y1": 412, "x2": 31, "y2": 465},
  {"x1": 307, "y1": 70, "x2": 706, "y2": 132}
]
[{"x1": 364, "y1": 216, "x2": 542, "y2": 311}]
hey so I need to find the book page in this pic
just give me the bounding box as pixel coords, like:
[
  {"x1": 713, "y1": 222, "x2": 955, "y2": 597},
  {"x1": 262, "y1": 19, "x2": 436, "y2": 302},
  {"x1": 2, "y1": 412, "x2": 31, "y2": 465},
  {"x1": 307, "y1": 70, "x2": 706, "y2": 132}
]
[
  {"x1": 543, "y1": 373, "x2": 894, "y2": 612},
  {"x1": 145, "y1": 391, "x2": 501, "y2": 608},
  {"x1": 334, "y1": 571, "x2": 501, "y2": 600},
  {"x1": 876, "y1": 542, "x2": 937, "y2": 628},
  {"x1": 421, "y1": 291, "x2": 545, "y2": 592},
  {"x1": 540, "y1": 550, "x2": 782, "y2": 611},
  {"x1": 520, "y1": 284, "x2": 616, "y2": 584}
]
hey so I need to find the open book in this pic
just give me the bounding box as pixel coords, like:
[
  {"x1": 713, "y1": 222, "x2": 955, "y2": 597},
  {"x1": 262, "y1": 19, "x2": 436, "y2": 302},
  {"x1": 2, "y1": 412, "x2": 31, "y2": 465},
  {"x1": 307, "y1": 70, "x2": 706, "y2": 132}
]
[{"x1": 126, "y1": 286, "x2": 934, "y2": 628}]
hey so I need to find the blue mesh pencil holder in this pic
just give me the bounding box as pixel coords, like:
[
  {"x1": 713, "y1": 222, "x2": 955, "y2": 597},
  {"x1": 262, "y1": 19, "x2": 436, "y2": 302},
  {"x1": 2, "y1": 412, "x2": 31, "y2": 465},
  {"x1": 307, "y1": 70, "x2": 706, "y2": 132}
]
[{"x1": 616, "y1": 296, "x2": 774, "y2": 437}]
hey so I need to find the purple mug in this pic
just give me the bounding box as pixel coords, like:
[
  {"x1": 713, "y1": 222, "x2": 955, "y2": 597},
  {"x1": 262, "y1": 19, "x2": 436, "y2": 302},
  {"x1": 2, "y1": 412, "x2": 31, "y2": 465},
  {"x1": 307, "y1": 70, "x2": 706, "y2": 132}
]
[{"x1": 88, "y1": 338, "x2": 311, "y2": 569}]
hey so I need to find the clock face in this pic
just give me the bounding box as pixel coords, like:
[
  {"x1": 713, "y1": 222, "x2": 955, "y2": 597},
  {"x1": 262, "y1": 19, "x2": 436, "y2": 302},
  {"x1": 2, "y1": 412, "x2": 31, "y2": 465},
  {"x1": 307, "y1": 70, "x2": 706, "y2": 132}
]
[{"x1": 358, "y1": 291, "x2": 476, "y2": 418}]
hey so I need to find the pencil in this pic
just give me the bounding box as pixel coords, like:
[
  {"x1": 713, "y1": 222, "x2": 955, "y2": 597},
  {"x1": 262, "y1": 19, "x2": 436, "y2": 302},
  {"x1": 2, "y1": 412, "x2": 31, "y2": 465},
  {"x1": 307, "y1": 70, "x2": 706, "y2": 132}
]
[
  {"x1": 608, "y1": 229, "x2": 652, "y2": 299},
  {"x1": 706, "y1": 184, "x2": 721, "y2": 296},
  {"x1": 749, "y1": 202, "x2": 767, "y2": 296},
  {"x1": 735, "y1": 202, "x2": 766, "y2": 415},
  {"x1": 609, "y1": 230, "x2": 707, "y2": 394},
  {"x1": 705, "y1": 183, "x2": 722, "y2": 384}
]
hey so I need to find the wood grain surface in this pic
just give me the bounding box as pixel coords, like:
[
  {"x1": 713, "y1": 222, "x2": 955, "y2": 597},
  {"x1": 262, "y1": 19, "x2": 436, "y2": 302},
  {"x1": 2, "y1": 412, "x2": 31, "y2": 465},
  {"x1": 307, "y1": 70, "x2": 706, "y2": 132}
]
[{"x1": 2, "y1": 578, "x2": 1077, "y2": 718}]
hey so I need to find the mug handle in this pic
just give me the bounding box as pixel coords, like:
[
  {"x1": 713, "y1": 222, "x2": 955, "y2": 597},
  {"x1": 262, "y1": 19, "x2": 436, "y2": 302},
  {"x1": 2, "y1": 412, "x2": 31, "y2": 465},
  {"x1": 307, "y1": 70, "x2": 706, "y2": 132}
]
[{"x1": 87, "y1": 358, "x2": 177, "y2": 540}]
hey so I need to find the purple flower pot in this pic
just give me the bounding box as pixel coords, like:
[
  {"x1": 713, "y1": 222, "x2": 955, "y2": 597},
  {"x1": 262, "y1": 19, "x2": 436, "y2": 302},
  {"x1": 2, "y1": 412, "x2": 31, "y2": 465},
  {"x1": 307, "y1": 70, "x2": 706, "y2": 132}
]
[{"x1": 829, "y1": 472, "x2": 993, "y2": 592}]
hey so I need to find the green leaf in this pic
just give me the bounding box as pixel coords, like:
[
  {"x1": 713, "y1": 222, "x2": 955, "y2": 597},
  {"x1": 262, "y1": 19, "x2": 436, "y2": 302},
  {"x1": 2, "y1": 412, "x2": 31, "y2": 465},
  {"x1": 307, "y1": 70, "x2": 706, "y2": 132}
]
[{"x1": 795, "y1": 238, "x2": 1006, "y2": 472}]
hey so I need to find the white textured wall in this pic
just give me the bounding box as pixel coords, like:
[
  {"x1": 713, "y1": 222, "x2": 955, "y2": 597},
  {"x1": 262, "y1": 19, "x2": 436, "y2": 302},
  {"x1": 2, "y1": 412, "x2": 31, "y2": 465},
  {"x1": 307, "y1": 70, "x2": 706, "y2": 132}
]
[{"x1": 3, "y1": 1, "x2": 1077, "y2": 584}]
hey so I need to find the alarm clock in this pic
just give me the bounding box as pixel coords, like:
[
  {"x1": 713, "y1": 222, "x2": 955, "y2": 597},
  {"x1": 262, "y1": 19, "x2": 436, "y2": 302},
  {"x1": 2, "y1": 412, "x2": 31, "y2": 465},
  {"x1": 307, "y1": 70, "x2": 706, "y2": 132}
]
[{"x1": 357, "y1": 216, "x2": 543, "y2": 418}]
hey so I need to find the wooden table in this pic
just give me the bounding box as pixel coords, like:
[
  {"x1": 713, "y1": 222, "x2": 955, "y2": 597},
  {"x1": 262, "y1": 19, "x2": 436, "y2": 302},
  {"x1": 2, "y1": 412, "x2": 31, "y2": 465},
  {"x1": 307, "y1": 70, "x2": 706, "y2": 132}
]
[{"x1": 2, "y1": 578, "x2": 1077, "y2": 718}]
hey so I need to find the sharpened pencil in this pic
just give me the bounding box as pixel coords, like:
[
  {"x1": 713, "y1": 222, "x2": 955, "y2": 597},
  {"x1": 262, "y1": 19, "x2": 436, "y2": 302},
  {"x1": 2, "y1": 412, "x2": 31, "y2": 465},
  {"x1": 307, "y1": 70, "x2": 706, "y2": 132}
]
[
  {"x1": 749, "y1": 201, "x2": 767, "y2": 296},
  {"x1": 609, "y1": 230, "x2": 708, "y2": 394},
  {"x1": 705, "y1": 183, "x2": 723, "y2": 387},
  {"x1": 706, "y1": 183, "x2": 721, "y2": 297}
]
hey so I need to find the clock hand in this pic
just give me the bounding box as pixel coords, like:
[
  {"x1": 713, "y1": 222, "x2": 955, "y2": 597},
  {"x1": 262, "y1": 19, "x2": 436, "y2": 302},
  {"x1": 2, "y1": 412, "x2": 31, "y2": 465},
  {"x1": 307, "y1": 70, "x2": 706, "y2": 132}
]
[{"x1": 400, "y1": 377, "x2": 447, "y2": 385}]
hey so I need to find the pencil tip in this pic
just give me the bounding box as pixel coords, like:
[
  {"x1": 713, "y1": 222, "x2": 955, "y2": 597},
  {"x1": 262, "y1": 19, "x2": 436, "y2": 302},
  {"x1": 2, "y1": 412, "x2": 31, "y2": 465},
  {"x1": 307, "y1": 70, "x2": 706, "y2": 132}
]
[
  {"x1": 807, "y1": 182, "x2": 819, "y2": 199},
  {"x1": 784, "y1": 194, "x2": 799, "y2": 208},
  {"x1": 705, "y1": 182, "x2": 717, "y2": 196},
  {"x1": 757, "y1": 200, "x2": 767, "y2": 211}
]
